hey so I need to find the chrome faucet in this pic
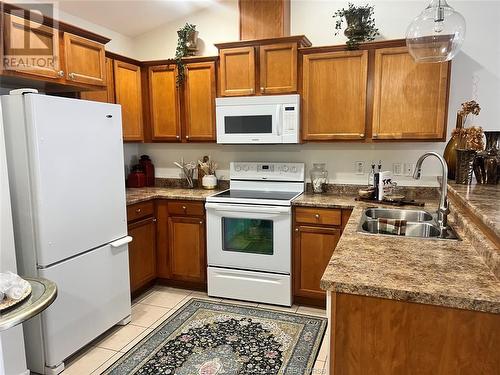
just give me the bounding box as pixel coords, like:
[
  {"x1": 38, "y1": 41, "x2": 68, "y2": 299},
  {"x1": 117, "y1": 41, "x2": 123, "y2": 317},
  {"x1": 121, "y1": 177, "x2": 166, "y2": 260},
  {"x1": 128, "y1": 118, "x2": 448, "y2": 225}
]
[{"x1": 413, "y1": 152, "x2": 450, "y2": 231}]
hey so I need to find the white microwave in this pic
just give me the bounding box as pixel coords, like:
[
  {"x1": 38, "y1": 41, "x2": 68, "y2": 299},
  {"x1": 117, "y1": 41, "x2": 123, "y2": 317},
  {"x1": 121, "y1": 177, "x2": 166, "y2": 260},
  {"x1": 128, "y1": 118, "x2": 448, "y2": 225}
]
[{"x1": 216, "y1": 94, "x2": 300, "y2": 144}]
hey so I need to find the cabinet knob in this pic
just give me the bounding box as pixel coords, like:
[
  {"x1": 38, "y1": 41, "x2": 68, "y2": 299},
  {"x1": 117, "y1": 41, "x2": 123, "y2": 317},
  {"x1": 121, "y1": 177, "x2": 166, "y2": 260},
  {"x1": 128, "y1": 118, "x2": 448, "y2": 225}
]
[
  {"x1": 199, "y1": 221, "x2": 203, "y2": 224},
  {"x1": 176, "y1": 135, "x2": 180, "y2": 139},
  {"x1": 57, "y1": 70, "x2": 65, "y2": 77},
  {"x1": 152, "y1": 218, "x2": 157, "y2": 222},
  {"x1": 260, "y1": 87, "x2": 264, "y2": 93},
  {"x1": 295, "y1": 228, "x2": 299, "y2": 232},
  {"x1": 68, "y1": 72, "x2": 76, "y2": 80},
  {"x1": 359, "y1": 133, "x2": 365, "y2": 138},
  {"x1": 373, "y1": 133, "x2": 378, "y2": 138},
  {"x1": 315, "y1": 214, "x2": 320, "y2": 219},
  {"x1": 186, "y1": 136, "x2": 189, "y2": 139},
  {"x1": 250, "y1": 88, "x2": 255, "y2": 94},
  {"x1": 182, "y1": 206, "x2": 187, "y2": 211},
  {"x1": 135, "y1": 208, "x2": 141, "y2": 213}
]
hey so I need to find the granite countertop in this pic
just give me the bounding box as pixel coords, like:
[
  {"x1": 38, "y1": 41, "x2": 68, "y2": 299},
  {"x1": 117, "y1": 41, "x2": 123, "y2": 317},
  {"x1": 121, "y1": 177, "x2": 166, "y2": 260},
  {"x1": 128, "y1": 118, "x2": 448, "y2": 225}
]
[
  {"x1": 126, "y1": 187, "x2": 500, "y2": 314},
  {"x1": 447, "y1": 182, "x2": 500, "y2": 240},
  {"x1": 126, "y1": 187, "x2": 222, "y2": 205},
  {"x1": 309, "y1": 194, "x2": 500, "y2": 314}
]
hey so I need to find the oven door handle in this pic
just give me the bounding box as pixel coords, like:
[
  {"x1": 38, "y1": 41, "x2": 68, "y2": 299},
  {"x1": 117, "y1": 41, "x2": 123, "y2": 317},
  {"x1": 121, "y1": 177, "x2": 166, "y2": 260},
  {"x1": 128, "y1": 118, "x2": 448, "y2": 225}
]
[{"x1": 205, "y1": 203, "x2": 290, "y2": 215}]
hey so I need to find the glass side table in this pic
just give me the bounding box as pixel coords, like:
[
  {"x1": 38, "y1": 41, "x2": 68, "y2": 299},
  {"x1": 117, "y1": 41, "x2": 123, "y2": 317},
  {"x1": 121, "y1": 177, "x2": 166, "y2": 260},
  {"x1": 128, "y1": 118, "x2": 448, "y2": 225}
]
[{"x1": 0, "y1": 277, "x2": 57, "y2": 332}]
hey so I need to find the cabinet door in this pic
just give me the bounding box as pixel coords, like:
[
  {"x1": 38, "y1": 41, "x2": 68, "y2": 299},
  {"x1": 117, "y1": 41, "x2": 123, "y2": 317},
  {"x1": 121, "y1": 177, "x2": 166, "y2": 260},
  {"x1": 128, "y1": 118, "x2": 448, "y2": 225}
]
[
  {"x1": 168, "y1": 216, "x2": 206, "y2": 283},
  {"x1": 63, "y1": 33, "x2": 106, "y2": 86},
  {"x1": 372, "y1": 47, "x2": 449, "y2": 140},
  {"x1": 80, "y1": 57, "x2": 115, "y2": 103},
  {"x1": 302, "y1": 50, "x2": 368, "y2": 141},
  {"x1": 184, "y1": 61, "x2": 216, "y2": 142},
  {"x1": 148, "y1": 65, "x2": 181, "y2": 141},
  {"x1": 114, "y1": 60, "x2": 143, "y2": 141},
  {"x1": 259, "y1": 43, "x2": 297, "y2": 94},
  {"x1": 239, "y1": 0, "x2": 290, "y2": 40},
  {"x1": 219, "y1": 47, "x2": 255, "y2": 96},
  {"x1": 293, "y1": 225, "x2": 341, "y2": 301},
  {"x1": 128, "y1": 217, "x2": 157, "y2": 293},
  {"x1": 3, "y1": 14, "x2": 62, "y2": 79}
]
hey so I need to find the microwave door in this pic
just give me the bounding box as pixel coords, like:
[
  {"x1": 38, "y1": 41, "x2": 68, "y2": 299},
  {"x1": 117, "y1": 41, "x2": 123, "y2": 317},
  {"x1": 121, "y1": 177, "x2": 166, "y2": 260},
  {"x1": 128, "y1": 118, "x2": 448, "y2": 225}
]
[{"x1": 216, "y1": 104, "x2": 280, "y2": 144}]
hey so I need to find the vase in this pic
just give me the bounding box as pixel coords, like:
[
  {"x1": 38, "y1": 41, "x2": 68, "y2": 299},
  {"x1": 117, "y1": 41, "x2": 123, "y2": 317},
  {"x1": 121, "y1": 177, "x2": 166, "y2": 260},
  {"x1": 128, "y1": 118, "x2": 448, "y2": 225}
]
[
  {"x1": 455, "y1": 149, "x2": 476, "y2": 185},
  {"x1": 202, "y1": 175, "x2": 217, "y2": 190},
  {"x1": 310, "y1": 163, "x2": 328, "y2": 193},
  {"x1": 443, "y1": 112, "x2": 464, "y2": 180},
  {"x1": 344, "y1": 10, "x2": 371, "y2": 47},
  {"x1": 473, "y1": 131, "x2": 500, "y2": 184},
  {"x1": 185, "y1": 30, "x2": 199, "y2": 56}
]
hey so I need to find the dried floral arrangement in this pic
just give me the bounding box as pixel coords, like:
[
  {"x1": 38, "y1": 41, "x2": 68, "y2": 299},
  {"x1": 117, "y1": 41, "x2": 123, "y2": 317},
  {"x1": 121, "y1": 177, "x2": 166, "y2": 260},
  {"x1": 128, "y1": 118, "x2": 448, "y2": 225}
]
[
  {"x1": 453, "y1": 100, "x2": 484, "y2": 150},
  {"x1": 198, "y1": 156, "x2": 217, "y2": 176}
]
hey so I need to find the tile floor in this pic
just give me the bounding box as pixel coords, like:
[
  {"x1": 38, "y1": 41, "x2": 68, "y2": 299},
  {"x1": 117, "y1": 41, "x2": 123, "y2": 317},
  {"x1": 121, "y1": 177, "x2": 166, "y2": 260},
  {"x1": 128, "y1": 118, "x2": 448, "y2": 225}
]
[{"x1": 61, "y1": 286, "x2": 329, "y2": 374}]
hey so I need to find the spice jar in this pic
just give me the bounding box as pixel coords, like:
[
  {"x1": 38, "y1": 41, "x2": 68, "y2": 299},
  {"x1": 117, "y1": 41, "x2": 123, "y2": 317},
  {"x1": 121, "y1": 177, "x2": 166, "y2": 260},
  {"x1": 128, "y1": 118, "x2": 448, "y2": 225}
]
[{"x1": 310, "y1": 163, "x2": 328, "y2": 193}]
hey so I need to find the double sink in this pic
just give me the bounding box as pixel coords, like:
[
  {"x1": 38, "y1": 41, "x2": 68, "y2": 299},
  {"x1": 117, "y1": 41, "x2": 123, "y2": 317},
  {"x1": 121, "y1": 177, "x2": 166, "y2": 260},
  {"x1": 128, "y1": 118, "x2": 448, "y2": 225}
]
[{"x1": 358, "y1": 207, "x2": 460, "y2": 240}]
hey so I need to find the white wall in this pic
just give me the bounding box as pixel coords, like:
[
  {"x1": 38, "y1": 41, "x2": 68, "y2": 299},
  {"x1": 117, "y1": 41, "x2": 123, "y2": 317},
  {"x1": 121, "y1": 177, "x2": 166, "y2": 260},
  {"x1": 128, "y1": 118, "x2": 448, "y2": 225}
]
[
  {"x1": 132, "y1": 0, "x2": 239, "y2": 60},
  {"x1": 132, "y1": 0, "x2": 499, "y2": 183}
]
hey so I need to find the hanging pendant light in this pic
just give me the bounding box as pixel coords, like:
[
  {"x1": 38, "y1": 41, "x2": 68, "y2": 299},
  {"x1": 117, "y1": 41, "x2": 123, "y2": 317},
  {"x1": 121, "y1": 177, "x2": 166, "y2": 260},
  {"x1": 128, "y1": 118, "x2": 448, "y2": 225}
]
[{"x1": 406, "y1": 0, "x2": 466, "y2": 63}]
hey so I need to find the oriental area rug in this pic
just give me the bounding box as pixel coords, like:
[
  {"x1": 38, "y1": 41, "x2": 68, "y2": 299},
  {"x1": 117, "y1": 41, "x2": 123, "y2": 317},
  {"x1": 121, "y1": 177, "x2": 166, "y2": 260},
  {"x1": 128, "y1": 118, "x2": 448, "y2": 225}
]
[{"x1": 103, "y1": 299, "x2": 327, "y2": 375}]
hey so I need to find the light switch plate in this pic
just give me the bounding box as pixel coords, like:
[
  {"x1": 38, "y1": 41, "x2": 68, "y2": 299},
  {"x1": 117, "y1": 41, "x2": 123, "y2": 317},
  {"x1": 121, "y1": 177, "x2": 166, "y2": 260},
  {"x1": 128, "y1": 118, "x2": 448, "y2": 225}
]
[
  {"x1": 404, "y1": 163, "x2": 415, "y2": 176},
  {"x1": 355, "y1": 161, "x2": 365, "y2": 175},
  {"x1": 392, "y1": 163, "x2": 402, "y2": 176}
]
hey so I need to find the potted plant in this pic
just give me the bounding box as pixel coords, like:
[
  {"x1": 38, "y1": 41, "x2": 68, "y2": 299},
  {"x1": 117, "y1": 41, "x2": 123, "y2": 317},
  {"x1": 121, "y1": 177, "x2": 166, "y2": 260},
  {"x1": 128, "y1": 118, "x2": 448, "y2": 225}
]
[
  {"x1": 175, "y1": 23, "x2": 197, "y2": 86},
  {"x1": 333, "y1": 3, "x2": 379, "y2": 50}
]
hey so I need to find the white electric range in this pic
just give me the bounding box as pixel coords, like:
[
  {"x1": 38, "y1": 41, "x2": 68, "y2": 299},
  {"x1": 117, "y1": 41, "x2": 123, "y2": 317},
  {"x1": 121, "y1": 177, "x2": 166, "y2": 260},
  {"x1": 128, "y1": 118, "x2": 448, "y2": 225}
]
[{"x1": 205, "y1": 162, "x2": 305, "y2": 306}]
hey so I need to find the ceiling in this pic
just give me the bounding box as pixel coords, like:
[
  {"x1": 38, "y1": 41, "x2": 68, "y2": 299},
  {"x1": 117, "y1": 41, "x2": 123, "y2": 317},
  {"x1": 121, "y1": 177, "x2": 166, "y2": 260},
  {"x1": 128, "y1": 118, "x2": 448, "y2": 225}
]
[{"x1": 56, "y1": 0, "x2": 214, "y2": 37}]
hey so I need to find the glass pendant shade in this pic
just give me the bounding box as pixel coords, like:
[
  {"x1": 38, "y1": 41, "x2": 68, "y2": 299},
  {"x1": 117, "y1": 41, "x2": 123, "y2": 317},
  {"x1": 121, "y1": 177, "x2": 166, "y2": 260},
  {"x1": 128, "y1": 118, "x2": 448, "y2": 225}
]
[{"x1": 406, "y1": 0, "x2": 466, "y2": 63}]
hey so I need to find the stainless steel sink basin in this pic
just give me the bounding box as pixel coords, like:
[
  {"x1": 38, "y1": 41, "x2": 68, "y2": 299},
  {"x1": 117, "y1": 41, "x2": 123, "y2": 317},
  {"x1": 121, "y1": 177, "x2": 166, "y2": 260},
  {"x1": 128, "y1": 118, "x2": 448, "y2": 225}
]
[
  {"x1": 364, "y1": 207, "x2": 433, "y2": 222},
  {"x1": 358, "y1": 207, "x2": 460, "y2": 240}
]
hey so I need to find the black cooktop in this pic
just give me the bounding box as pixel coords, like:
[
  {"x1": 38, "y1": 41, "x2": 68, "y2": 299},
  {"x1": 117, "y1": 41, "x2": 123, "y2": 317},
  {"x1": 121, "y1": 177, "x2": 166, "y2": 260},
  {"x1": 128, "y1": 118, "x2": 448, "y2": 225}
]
[{"x1": 211, "y1": 189, "x2": 299, "y2": 201}]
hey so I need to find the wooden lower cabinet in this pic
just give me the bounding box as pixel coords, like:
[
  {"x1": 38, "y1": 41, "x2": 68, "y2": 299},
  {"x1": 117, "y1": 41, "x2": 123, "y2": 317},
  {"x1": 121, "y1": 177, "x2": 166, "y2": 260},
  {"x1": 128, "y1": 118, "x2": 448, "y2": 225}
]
[
  {"x1": 294, "y1": 225, "x2": 341, "y2": 303},
  {"x1": 329, "y1": 292, "x2": 500, "y2": 374},
  {"x1": 293, "y1": 207, "x2": 351, "y2": 306},
  {"x1": 168, "y1": 215, "x2": 206, "y2": 284},
  {"x1": 127, "y1": 216, "x2": 157, "y2": 293},
  {"x1": 155, "y1": 200, "x2": 207, "y2": 287}
]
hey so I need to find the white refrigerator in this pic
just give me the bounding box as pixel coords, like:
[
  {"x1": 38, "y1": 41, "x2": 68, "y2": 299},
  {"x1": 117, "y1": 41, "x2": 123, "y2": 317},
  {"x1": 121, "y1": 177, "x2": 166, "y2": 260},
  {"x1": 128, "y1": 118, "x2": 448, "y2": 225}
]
[{"x1": 1, "y1": 90, "x2": 132, "y2": 375}]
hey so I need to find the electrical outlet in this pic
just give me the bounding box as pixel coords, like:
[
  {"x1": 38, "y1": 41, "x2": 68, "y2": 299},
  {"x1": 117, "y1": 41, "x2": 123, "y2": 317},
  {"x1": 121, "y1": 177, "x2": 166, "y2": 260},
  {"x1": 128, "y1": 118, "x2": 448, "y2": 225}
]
[
  {"x1": 355, "y1": 161, "x2": 365, "y2": 175},
  {"x1": 392, "y1": 163, "x2": 402, "y2": 176},
  {"x1": 404, "y1": 163, "x2": 415, "y2": 176}
]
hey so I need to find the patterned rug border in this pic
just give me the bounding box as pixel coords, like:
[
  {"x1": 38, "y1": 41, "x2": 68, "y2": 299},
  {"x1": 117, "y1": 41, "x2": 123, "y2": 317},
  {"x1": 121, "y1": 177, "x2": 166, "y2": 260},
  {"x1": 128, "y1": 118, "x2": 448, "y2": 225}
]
[{"x1": 103, "y1": 298, "x2": 328, "y2": 375}]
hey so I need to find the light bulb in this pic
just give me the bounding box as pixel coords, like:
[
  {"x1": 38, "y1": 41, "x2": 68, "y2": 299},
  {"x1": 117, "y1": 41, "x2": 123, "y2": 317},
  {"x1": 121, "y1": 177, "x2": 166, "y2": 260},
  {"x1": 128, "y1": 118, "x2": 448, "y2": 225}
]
[{"x1": 406, "y1": 0, "x2": 466, "y2": 63}]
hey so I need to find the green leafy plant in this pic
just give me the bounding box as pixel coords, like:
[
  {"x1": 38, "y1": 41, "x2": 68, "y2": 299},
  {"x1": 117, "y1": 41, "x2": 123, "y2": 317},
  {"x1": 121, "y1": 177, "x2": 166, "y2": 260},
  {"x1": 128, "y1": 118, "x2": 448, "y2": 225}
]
[
  {"x1": 333, "y1": 3, "x2": 379, "y2": 50},
  {"x1": 175, "y1": 23, "x2": 197, "y2": 86}
]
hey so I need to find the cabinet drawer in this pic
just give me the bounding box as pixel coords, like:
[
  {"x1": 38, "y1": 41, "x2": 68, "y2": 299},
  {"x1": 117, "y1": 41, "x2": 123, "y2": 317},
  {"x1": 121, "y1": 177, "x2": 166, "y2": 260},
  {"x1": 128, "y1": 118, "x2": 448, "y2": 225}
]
[
  {"x1": 167, "y1": 201, "x2": 204, "y2": 216},
  {"x1": 295, "y1": 207, "x2": 341, "y2": 226},
  {"x1": 127, "y1": 201, "x2": 154, "y2": 222}
]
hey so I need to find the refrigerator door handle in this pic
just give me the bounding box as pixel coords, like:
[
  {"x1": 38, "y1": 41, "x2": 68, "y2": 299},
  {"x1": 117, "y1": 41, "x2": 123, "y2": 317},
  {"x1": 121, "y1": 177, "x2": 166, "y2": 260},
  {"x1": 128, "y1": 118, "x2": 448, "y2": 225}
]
[{"x1": 110, "y1": 236, "x2": 133, "y2": 248}]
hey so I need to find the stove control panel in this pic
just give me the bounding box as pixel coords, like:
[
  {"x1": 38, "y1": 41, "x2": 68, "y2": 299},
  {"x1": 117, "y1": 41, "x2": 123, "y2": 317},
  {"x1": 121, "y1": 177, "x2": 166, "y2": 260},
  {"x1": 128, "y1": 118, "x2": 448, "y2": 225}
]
[{"x1": 230, "y1": 162, "x2": 305, "y2": 181}]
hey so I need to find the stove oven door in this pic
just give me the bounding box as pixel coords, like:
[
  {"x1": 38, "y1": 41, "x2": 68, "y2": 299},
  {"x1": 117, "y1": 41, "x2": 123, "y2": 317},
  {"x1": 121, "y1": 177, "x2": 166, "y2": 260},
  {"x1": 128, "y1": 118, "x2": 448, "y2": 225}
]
[{"x1": 205, "y1": 203, "x2": 291, "y2": 274}]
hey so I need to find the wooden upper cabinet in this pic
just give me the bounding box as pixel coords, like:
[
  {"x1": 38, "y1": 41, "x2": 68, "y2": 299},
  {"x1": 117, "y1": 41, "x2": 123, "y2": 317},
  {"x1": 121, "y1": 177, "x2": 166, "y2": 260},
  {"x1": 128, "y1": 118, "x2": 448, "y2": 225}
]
[
  {"x1": 302, "y1": 50, "x2": 368, "y2": 141},
  {"x1": 259, "y1": 42, "x2": 297, "y2": 94},
  {"x1": 80, "y1": 57, "x2": 114, "y2": 103},
  {"x1": 63, "y1": 33, "x2": 106, "y2": 86},
  {"x1": 219, "y1": 47, "x2": 255, "y2": 96},
  {"x1": 372, "y1": 46, "x2": 449, "y2": 140},
  {"x1": 148, "y1": 64, "x2": 181, "y2": 141},
  {"x1": 184, "y1": 61, "x2": 216, "y2": 141},
  {"x1": 114, "y1": 60, "x2": 143, "y2": 141},
  {"x1": 239, "y1": 0, "x2": 290, "y2": 40},
  {"x1": 3, "y1": 14, "x2": 62, "y2": 79}
]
